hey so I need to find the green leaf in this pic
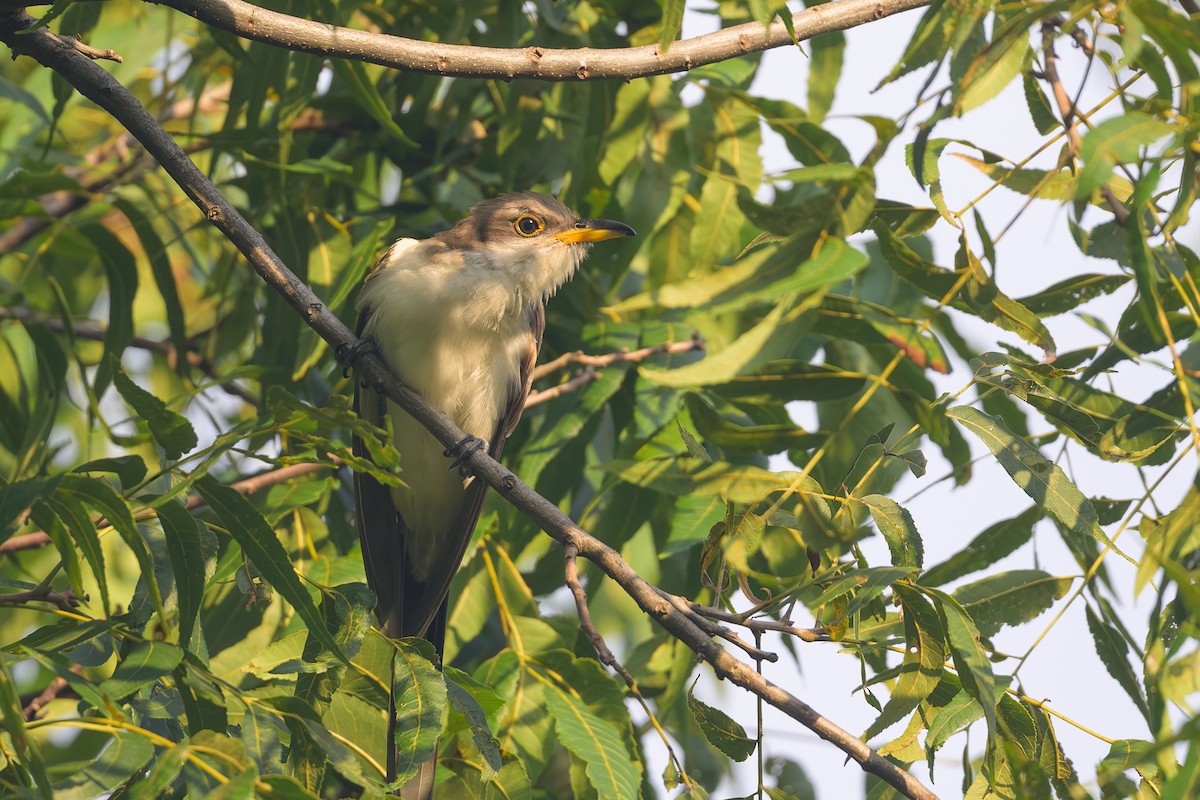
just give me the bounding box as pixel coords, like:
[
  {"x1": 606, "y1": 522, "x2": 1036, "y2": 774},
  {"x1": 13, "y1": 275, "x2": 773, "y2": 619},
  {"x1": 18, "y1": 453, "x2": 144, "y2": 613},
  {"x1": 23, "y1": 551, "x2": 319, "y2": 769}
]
[
  {"x1": 155, "y1": 500, "x2": 208, "y2": 647},
  {"x1": 1077, "y1": 113, "x2": 1173, "y2": 199},
  {"x1": 392, "y1": 638, "x2": 448, "y2": 784},
  {"x1": 100, "y1": 641, "x2": 184, "y2": 700},
  {"x1": 79, "y1": 222, "x2": 138, "y2": 397},
  {"x1": 922, "y1": 506, "x2": 1042, "y2": 585},
  {"x1": 1016, "y1": 274, "x2": 1131, "y2": 316},
  {"x1": 113, "y1": 196, "x2": 189, "y2": 362},
  {"x1": 952, "y1": 570, "x2": 1072, "y2": 638},
  {"x1": 925, "y1": 587, "x2": 999, "y2": 747},
  {"x1": 707, "y1": 359, "x2": 865, "y2": 401},
  {"x1": 639, "y1": 293, "x2": 818, "y2": 388},
  {"x1": 1022, "y1": 73, "x2": 1058, "y2": 135},
  {"x1": 684, "y1": 393, "x2": 822, "y2": 453},
  {"x1": 110, "y1": 354, "x2": 198, "y2": 459},
  {"x1": 51, "y1": 732, "x2": 155, "y2": 800},
  {"x1": 195, "y1": 475, "x2": 348, "y2": 663},
  {"x1": 956, "y1": 38, "x2": 1030, "y2": 113},
  {"x1": 60, "y1": 474, "x2": 164, "y2": 621},
  {"x1": 545, "y1": 682, "x2": 640, "y2": 798},
  {"x1": 330, "y1": 60, "x2": 417, "y2": 146},
  {"x1": 946, "y1": 406, "x2": 1124, "y2": 557},
  {"x1": 863, "y1": 585, "x2": 946, "y2": 740},
  {"x1": 445, "y1": 667, "x2": 503, "y2": 776},
  {"x1": 0, "y1": 659, "x2": 51, "y2": 799},
  {"x1": 874, "y1": 222, "x2": 1055, "y2": 359},
  {"x1": 601, "y1": 457, "x2": 821, "y2": 505},
  {"x1": 854, "y1": 494, "x2": 923, "y2": 570},
  {"x1": 0, "y1": 475, "x2": 61, "y2": 539},
  {"x1": 1085, "y1": 605, "x2": 1150, "y2": 722},
  {"x1": 708, "y1": 237, "x2": 869, "y2": 314},
  {"x1": 687, "y1": 682, "x2": 756, "y2": 762},
  {"x1": 904, "y1": 137, "x2": 956, "y2": 221},
  {"x1": 73, "y1": 456, "x2": 147, "y2": 490},
  {"x1": 808, "y1": 29, "x2": 844, "y2": 124},
  {"x1": 657, "y1": 0, "x2": 685, "y2": 53}
]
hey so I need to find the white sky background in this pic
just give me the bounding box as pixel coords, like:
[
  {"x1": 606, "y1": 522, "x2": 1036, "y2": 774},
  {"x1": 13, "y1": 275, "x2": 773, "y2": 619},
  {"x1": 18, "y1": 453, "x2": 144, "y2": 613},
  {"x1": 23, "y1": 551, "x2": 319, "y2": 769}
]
[{"x1": 672, "y1": 3, "x2": 1200, "y2": 799}]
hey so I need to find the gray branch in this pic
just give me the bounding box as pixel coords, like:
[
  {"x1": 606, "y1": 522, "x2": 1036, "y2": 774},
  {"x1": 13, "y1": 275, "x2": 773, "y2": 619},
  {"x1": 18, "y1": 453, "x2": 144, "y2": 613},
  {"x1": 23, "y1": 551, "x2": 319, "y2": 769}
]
[
  {"x1": 145, "y1": 0, "x2": 927, "y2": 81},
  {"x1": 0, "y1": 12, "x2": 938, "y2": 800}
]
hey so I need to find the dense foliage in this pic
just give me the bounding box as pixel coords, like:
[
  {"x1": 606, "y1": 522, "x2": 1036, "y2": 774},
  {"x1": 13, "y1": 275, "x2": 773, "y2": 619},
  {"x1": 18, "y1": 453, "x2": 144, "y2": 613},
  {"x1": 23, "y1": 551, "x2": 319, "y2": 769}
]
[{"x1": 1, "y1": 0, "x2": 1198, "y2": 797}]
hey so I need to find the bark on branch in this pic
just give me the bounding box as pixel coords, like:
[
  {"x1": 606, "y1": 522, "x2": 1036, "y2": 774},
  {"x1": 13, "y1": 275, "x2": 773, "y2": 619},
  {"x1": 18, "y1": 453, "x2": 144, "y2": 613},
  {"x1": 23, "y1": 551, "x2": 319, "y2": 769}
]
[
  {"x1": 0, "y1": 13, "x2": 938, "y2": 799},
  {"x1": 141, "y1": 0, "x2": 928, "y2": 82}
]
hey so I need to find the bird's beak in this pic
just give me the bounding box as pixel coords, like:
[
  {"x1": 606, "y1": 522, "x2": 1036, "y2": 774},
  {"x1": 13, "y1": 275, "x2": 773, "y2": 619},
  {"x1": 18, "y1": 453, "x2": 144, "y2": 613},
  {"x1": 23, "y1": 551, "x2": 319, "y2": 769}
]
[{"x1": 554, "y1": 218, "x2": 637, "y2": 244}]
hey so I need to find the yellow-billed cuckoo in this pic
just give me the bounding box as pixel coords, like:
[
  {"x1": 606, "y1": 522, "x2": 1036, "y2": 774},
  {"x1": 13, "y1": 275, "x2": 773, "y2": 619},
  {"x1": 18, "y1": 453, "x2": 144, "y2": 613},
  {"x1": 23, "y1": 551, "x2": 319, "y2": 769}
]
[{"x1": 351, "y1": 192, "x2": 635, "y2": 798}]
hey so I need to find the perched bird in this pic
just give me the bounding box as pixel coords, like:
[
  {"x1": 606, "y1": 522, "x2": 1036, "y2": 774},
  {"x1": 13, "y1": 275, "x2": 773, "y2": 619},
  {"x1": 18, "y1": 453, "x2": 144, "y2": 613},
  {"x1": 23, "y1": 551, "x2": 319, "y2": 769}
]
[{"x1": 351, "y1": 192, "x2": 635, "y2": 798}]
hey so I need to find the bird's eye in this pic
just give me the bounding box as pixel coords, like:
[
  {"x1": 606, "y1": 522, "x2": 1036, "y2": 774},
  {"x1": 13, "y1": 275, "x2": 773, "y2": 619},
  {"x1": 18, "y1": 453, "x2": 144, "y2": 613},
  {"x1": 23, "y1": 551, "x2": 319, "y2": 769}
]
[{"x1": 514, "y1": 215, "x2": 544, "y2": 237}]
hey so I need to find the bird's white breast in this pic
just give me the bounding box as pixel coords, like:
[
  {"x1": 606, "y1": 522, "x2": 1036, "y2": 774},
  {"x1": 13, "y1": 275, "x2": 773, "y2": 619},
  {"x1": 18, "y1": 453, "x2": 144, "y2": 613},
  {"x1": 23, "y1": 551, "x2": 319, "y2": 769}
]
[{"x1": 355, "y1": 240, "x2": 534, "y2": 561}]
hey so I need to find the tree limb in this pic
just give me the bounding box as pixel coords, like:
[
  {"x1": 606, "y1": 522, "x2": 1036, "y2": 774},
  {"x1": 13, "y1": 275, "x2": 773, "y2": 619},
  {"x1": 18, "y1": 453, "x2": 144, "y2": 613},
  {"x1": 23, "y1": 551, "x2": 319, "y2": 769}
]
[
  {"x1": 0, "y1": 14, "x2": 938, "y2": 799},
  {"x1": 134, "y1": 0, "x2": 929, "y2": 82}
]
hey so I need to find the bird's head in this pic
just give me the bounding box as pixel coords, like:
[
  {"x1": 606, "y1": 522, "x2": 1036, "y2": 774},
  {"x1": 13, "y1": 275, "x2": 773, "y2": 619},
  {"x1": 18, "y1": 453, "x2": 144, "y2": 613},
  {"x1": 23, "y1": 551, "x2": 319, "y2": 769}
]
[{"x1": 434, "y1": 192, "x2": 636, "y2": 298}]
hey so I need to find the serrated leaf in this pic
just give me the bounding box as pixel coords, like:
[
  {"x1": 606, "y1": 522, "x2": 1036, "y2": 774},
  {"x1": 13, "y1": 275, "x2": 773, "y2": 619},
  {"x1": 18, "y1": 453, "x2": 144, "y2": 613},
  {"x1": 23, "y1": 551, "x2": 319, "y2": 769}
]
[
  {"x1": 156, "y1": 500, "x2": 207, "y2": 647},
  {"x1": 79, "y1": 222, "x2": 137, "y2": 397},
  {"x1": 73, "y1": 456, "x2": 147, "y2": 490},
  {"x1": 946, "y1": 406, "x2": 1123, "y2": 557},
  {"x1": 956, "y1": 39, "x2": 1030, "y2": 113},
  {"x1": 1077, "y1": 113, "x2": 1173, "y2": 199},
  {"x1": 60, "y1": 474, "x2": 164, "y2": 621},
  {"x1": 51, "y1": 731, "x2": 155, "y2": 800},
  {"x1": 1086, "y1": 605, "x2": 1150, "y2": 722},
  {"x1": 445, "y1": 667, "x2": 503, "y2": 776},
  {"x1": 110, "y1": 354, "x2": 197, "y2": 459},
  {"x1": 952, "y1": 569, "x2": 1072, "y2": 638},
  {"x1": 922, "y1": 506, "x2": 1041, "y2": 585},
  {"x1": 330, "y1": 60, "x2": 416, "y2": 146},
  {"x1": 392, "y1": 638, "x2": 447, "y2": 783},
  {"x1": 855, "y1": 494, "x2": 923, "y2": 570},
  {"x1": 1016, "y1": 274, "x2": 1131, "y2": 316},
  {"x1": 707, "y1": 359, "x2": 865, "y2": 401},
  {"x1": 195, "y1": 476, "x2": 347, "y2": 663},
  {"x1": 863, "y1": 585, "x2": 946, "y2": 740},
  {"x1": 601, "y1": 457, "x2": 821, "y2": 505},
  {"x1": 687, "y1": 683, "x2": 756, "y2": 762},
  {"x1": 658, "y1": 0, "x2": 685, "y2": 53},
  {"x1": 100, "y1": 641, "x2": 184, "y2": 700},
  {"x1": 925, "y1": 587, "x2": 998, "y2": 747},
  {"x1": 639, "y1": 293, "x2": 817, "y2": 388},
  {"x1": 546, "y1": 684, "x2": 640, "y2": 798}
]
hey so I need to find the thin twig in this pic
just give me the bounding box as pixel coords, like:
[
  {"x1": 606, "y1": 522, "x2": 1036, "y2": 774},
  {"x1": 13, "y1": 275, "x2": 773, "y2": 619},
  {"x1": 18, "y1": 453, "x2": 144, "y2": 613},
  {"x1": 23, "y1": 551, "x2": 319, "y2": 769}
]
[
  {"x1": 23, "y1": 664, "x2": 83, "y2": 721},
  {"x1": 0, "y1": 586, "x2": 79, "y2": 612},
  {"x1": 659, "y1": 591, "x2": 779, "y2": 663},
  {"x1": 563, "y1": 543, "x2": 636, "y2": 687},
  {"x1": 524, "y1": 367, "x2": 597, "y2": 409},
  {"x1": 0, "y1": 17, "x2": 940, "y2": 798},
  {"x1": 563, "y1": 543, "x2": 698, "y2": 792},
  {"x1": 530, "y1": 334, "x2": 705, "y2": 381},
  {"x1": 689, "y1": 603, "x2": 830, "y2": 643},
  {"x1": 1040, "y1": 20, "x2": 1130, "y2": 224},
  {"x1": 68, "y1": 34, "x2": 121, "y2": 62}
]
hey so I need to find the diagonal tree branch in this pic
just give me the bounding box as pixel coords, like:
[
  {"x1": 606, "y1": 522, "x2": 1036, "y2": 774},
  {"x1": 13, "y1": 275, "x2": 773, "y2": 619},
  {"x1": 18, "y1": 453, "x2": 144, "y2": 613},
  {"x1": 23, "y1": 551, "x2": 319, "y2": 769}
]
[
  {"x1": 107, "y1": 0, "x2": 925, "y2": 82},
  {"x1": 0, "y1": 14, "x2": 938, "y2": 800}
]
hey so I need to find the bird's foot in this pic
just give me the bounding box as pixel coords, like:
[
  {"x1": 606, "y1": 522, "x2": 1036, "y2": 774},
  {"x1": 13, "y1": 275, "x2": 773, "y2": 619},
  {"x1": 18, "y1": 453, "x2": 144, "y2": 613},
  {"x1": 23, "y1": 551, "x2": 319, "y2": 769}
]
[
  {"x1": 444, "y1": 435, "x2": 486, "y2": 476},
  {"x1": 338, "y1": 337, "x2": 378, "y2": 378}
]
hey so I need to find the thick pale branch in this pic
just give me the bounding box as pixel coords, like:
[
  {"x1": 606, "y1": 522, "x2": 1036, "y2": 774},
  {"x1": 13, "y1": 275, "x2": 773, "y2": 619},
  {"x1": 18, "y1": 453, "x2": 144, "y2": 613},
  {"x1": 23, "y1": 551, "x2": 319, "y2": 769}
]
[
  {"x1": 0, "y1": 15, "x2": 938, "y2": 799},
  {"x1": 145, "y1": 0, "x2": 928, "y2": 81}
]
